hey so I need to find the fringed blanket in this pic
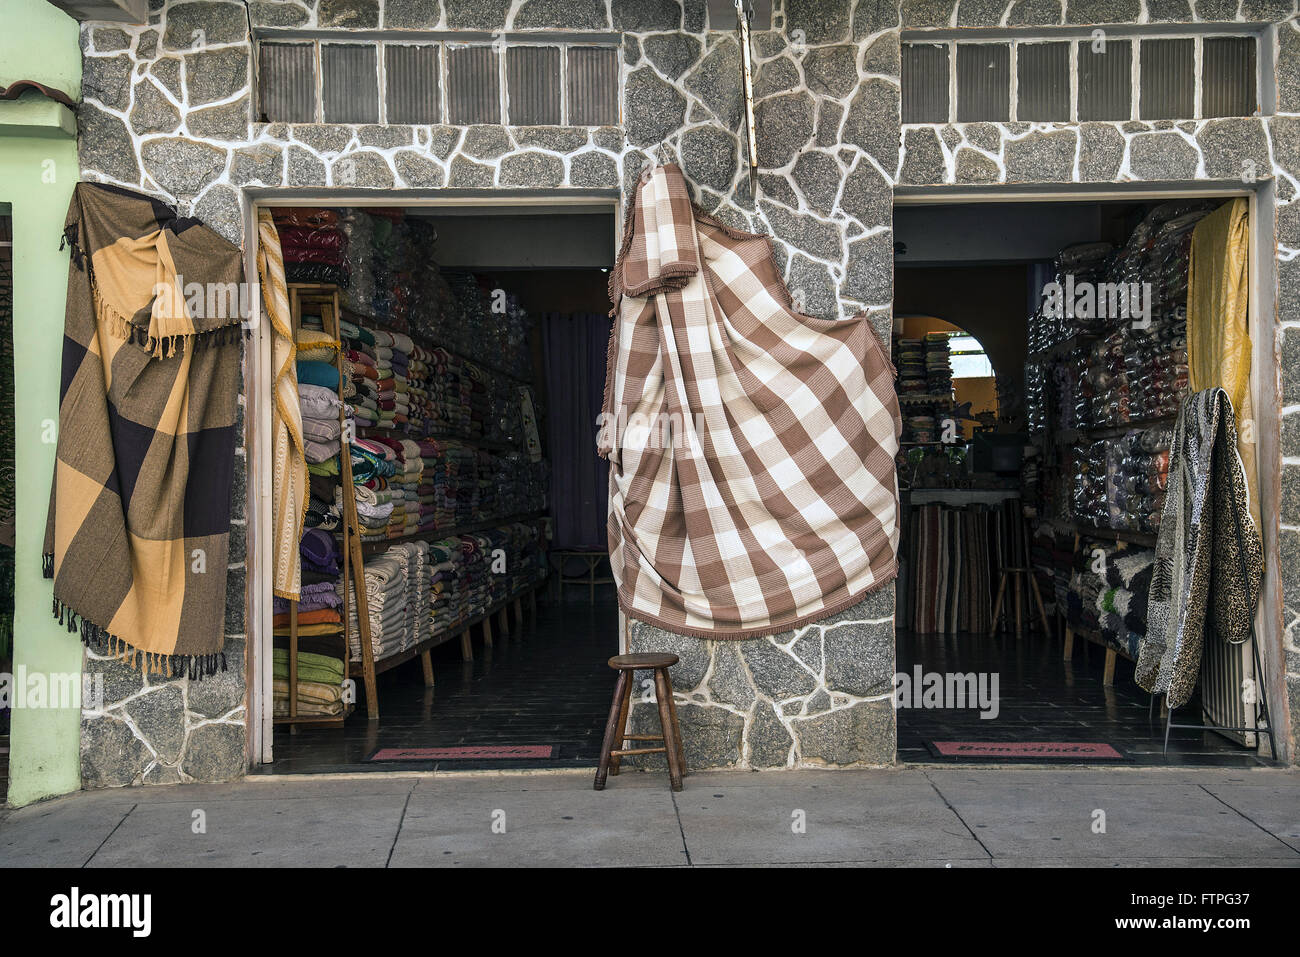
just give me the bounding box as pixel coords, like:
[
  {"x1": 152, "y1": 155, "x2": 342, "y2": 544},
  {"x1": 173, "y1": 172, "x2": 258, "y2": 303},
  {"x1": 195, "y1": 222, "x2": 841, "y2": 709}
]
[
  {"x1": 257, "y1": 209, "x2": 308, "y2": 601},
  {"x1": 1137, "y1": 387, "x2": 1262, "y2": 708},
  {"x1": 43, "y1": 183, "x2": 243, "y2": 679},
  {"x1": 599, "y1": 164, "x2": 901, "y2": 638}
]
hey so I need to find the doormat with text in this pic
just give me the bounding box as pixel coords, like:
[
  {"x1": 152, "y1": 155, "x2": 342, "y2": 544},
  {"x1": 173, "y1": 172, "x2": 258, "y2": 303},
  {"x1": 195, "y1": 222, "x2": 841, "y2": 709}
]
[
  {"x1": 366, "y1": 745, "x2": 555, "y2": 761},
  {"x1": 925, "y1": 741, "x2": 1127, "y2": 761}
]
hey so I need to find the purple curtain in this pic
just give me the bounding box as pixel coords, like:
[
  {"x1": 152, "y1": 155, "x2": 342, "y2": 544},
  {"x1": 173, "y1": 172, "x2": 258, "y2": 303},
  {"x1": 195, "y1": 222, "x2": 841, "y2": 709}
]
[{"x1": 542, "y1": 312, "x2": 612, "y2": 550}]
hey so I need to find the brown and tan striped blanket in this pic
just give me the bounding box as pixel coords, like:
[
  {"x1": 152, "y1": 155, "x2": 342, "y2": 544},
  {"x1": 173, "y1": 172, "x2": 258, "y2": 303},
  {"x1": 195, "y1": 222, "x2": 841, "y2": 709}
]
[
  {"x1": 43, "y1": 183, "x2": 244, "y2": 678},
  {"x1": 599, "y1": 164, "x2": 901, "y2": 638}
]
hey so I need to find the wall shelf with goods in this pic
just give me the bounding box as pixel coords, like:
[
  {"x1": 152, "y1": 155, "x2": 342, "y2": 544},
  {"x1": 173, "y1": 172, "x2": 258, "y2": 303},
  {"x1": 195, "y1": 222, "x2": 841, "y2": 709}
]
[
  {"x1": 278, "y1": 271, "x2": 550, "y2": 722},
  {"x1": 1022, "y1": 201, "x2": 1214, "y2": 691}
]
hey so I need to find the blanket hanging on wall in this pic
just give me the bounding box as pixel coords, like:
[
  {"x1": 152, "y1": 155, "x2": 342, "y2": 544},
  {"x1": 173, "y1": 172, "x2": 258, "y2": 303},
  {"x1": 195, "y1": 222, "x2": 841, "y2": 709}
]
[
  {"x1": 1136, "y1": 387, "x2": 1262, "y2": 709},
  {"x1": 42, "y1": 182, "x2": 243, "y2": 678},
  {"x1": 599, "y1": 164, "x2": 901, "y2": 639}
]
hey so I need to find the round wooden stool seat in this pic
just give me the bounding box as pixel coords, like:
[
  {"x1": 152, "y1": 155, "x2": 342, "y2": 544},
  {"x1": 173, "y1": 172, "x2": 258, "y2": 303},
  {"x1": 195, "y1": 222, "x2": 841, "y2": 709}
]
[{"x1": 607, "y1": 653, "x2": 679, "y2": 670}]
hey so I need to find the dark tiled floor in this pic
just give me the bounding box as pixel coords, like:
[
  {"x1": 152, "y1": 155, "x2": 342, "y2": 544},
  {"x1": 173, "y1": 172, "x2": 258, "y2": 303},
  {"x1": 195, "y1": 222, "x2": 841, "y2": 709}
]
[
  {"x1": 262, "y1": 595, "x2": 621, "y2": 774},
  {"x1": 262, "y1": 600, "x2": 1268, "y2": 774},
  {"x1": 896, "y1": 629, "x2": 1272, "y2": 767}
]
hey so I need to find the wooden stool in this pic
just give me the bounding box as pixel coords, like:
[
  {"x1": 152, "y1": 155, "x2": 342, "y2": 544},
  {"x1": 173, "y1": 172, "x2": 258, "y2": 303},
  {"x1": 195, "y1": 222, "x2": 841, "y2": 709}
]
[
  {"x1": 594, "y1": 653, "x2": 685, "y2": 792},
  {"x1": 989, "y1": 566, "x2": 1053, "y2": 640}
]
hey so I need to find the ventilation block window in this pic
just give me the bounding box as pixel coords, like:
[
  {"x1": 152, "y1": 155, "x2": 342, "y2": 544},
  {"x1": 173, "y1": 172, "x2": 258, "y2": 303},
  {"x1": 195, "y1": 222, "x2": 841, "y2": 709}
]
[{"x1": 901, "y1": 43, "x2": 950, "y2": 124}]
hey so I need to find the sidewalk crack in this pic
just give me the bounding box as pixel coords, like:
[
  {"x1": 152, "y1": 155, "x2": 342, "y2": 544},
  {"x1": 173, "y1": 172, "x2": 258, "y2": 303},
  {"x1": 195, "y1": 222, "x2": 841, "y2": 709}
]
[
  {"x1": 1199, "y1": 783, "x2": 1300, "y2": 855},
  {"x1": 385, "y1": 783, "x2": 417, "y2": 868},
  {"x1": 922, "y1": 770, "x2": 994, "y2": 862},
  {"x1": 670, "y1": 790, "x2": 692, "y2": 866},
  {"x1": 83, "y1": 802, "x2": 137, "y2": 868}
]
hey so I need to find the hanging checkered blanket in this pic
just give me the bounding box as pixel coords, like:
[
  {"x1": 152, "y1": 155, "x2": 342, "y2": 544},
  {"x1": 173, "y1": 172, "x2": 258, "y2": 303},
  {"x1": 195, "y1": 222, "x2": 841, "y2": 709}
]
[
  {"x1": 599, "y1": 164, "x2": 901, "y2": 638},
  {"x1": 42, "y1": 183, "x2": 243, "y2": 678},
  {"x1": 1137, "y1": 387, "x2": 1262, "y2": 708}
]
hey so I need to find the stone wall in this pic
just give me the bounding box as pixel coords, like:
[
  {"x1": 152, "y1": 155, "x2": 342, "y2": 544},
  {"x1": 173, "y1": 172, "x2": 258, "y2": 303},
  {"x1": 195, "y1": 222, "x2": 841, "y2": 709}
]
[
  {"x1": 75, "y1": 0, "x2": 903, "y2": 778},
  {"x1": 896, "y1": 1, "x2": 1300, "y2": 762}
]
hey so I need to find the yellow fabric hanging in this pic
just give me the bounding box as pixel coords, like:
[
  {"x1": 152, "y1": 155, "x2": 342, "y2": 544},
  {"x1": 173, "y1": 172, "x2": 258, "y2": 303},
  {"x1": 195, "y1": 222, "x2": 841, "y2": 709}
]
[
  {"x1": 1187, "y1": 197, "x2": 1258, "y2": 530},
  {"x1": 257, "y1": 210, "x2": 309, "y2": 600}
]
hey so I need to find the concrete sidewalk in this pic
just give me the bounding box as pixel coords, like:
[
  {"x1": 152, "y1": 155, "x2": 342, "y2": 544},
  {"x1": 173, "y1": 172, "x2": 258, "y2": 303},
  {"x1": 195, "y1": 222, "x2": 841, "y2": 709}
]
[{"x1": 2, "y1": 765, "x2": 1298, "y2": 867}]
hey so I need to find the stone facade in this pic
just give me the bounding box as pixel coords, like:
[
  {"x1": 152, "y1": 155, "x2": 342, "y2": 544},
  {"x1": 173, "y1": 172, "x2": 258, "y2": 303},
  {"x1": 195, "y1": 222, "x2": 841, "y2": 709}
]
[
  {"x1": 626, "y1": 589, "x2": 897, "y2": 769},
  {"x1": 69, "y1": 0, "x2": 1300, "y2": 781}
]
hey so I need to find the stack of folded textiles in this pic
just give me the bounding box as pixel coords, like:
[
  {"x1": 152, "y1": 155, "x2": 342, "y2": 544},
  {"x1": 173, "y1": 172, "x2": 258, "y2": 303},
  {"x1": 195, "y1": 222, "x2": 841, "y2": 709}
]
[
  {"x1": 274, "y1": 529, "x2": 344, "y2": 636},
  {"x1": 300, "y1": 373, "x2": 344, "y2": 530},
  {"x1": 339, "y1": 208, "x2": 377, "y2": 316},
  {"x1": 427, "y1": 537, "x2": 467, "y2": 634},
  {"x1": 397, "y1": 540, "x2": 429, "y2": 648},
  {"x1": 340, "y1": 545, "x2": 410, "y2": 661},
  {"x1": 271, "y1": 208, "x2": 349, "y2": 287},
  {"x1": 459, "y1": 533, "x2": 489, "y2": 618},
  {"x1": 272, "y1": 649, "x2": 347, "y2": 717},
  {"x1": 340, "y1": 319, "x2": 380, "y2": 428},
  {"x1": 372, "y1": 329, "x2": 417, "y2": 433},
  {"x1": 348, "y1": 438, "x2": 397, "y2": 540},
  {"x1": 299, "y1": 381, "x2": 343, "y2": 468}
]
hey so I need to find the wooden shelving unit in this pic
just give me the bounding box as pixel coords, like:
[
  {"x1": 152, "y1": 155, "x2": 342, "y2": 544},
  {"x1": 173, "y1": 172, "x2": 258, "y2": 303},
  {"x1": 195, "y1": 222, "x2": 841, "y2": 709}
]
[
  {"x1": 276, "y1": 283, "x2": 551, "y2": 723},
  {"x1": 274, "y1": 284, "x2": 376, "y2": 727}
]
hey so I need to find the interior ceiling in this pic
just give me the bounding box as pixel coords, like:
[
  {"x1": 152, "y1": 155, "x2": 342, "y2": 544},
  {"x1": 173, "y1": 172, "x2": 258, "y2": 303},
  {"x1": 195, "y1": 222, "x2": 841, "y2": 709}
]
[{"x1": 893, "y1": 198, "x2": 1186, "y2": 266}]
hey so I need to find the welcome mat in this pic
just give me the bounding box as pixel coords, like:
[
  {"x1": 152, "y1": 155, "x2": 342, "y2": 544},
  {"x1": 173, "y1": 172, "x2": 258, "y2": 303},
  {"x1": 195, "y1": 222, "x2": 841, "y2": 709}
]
[
  {"x1": 926, "y1": 741, "x2": 1127, "y2": 761},
  {"x1": 366, "y1": 745, "x2": 555, "y2": 762}
]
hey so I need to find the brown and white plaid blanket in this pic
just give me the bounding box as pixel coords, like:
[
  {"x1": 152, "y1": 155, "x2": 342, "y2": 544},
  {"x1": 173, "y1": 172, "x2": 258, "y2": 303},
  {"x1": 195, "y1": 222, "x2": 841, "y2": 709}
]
[
  {"x1": 599, "y1": 164, "x2": 901, "y2": 638},
  {"x1": 43, "y1": 183, "x2": 243, "y2": 678}
]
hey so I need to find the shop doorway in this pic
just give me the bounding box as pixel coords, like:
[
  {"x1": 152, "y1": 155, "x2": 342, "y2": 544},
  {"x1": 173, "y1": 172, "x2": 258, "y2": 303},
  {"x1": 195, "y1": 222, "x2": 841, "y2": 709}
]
[
  {"x1": 890, "y1": 193, "x2": 1281, "y2": 766},
  {"x1": 248, "y1": 198, "x2": 621, "y2": 773}
]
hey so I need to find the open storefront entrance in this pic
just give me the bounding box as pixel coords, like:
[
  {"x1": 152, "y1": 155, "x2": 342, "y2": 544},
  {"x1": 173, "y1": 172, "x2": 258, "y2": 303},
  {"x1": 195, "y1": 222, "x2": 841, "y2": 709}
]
[
  {"x1": 890, "y1": 190, "x2": 1282, "y2": 766},
  {"x1": 247, "y1": 196, "x2": 621, "y2": 773}
]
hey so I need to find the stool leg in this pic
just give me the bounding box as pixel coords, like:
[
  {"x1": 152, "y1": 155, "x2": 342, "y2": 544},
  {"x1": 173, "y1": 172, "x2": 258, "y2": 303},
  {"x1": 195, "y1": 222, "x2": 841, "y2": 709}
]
[
  {"x1": 661, "y1": 669, "x2": 685, "y2": 776},
  {"x1": 653, "y1": 668, "x2": 683, "y2": 792},
  {"x1": 595, "y1": 670, "x2": 630, "y2": 791},
  {"x1": 989, "y1": 573, "x2": 1007, "y2": 637},
  {"x1": 608, "y1": 671, "x2": 635, "y2": 776}
]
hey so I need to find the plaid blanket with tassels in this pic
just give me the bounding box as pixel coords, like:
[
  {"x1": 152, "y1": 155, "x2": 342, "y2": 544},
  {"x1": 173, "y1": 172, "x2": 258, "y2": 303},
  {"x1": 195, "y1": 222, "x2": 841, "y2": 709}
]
[
  {"x1": 599, "y1": 164, "x2": 901, "y2": 638},
  {"x1": 42, "y1": 183, "x2": 244, "y2": 679}
]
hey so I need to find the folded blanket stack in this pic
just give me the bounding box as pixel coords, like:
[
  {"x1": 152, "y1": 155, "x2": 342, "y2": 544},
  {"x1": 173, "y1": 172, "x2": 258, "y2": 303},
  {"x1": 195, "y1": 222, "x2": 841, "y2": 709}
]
[
  {"x1": 427, "y1": 537, "x2": 466, "y2": 634},
  {"x1": 1066, "y1": 538, "x2": 1155, "y2": 659},
  {"x1": 271, "y1": 207, "x2": 349, "y2": 287},
  {"x1": 272, "y1": 650, "x2": 347, "y2": 716},
  {"x1": 397, "y1": 540, "x2": 429, "y2": 649},
  {"x1": 274, "y1": 529, "x2": 344, "y2": 637},
  {"x1": 340, "y1": 546, "x2": 410, "y2": 661},
  {"x1": 420, "y1": 521, "x2": 548, "y2": 639}
]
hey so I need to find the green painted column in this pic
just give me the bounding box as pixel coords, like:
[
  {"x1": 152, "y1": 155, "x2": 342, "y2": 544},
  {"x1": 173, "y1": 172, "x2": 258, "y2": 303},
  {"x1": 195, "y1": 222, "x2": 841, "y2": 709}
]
[{"x1": 3, "y1": 0, "x2": 83, "y2": 807}]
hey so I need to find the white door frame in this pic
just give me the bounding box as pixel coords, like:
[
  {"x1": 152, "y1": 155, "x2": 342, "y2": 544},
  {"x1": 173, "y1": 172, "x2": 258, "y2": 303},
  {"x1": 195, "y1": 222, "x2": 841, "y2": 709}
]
[{"x1": 239, "y1": 188, "x2": 622, "y2": 768}]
